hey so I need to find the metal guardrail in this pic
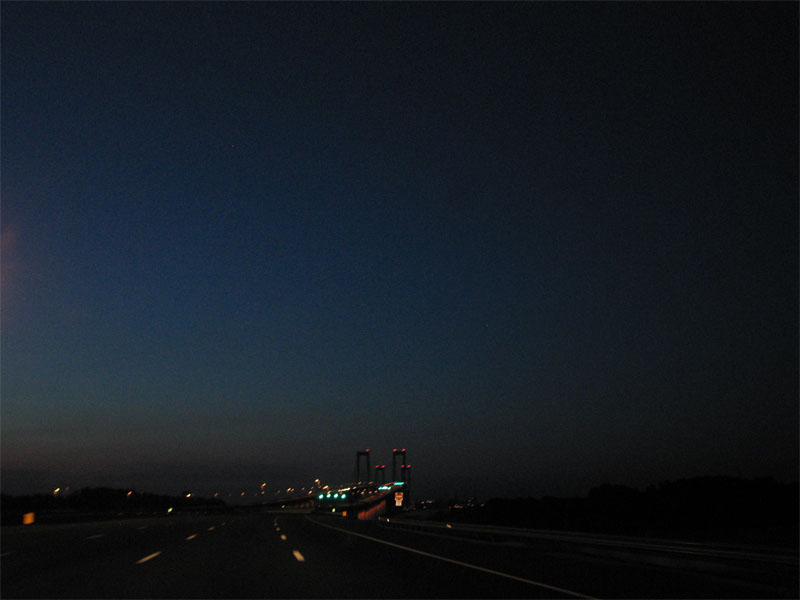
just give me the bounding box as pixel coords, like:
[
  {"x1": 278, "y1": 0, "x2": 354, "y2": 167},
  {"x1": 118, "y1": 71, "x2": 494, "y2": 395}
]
[{"x1": 377, "y1": 517, "x2": 799, "y2": 567}]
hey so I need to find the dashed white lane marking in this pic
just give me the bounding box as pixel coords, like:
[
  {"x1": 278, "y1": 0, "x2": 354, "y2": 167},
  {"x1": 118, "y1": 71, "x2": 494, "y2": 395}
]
[
  {"x1": 86, "y1": 534, "x2": 105, "y2": 539},
  {"x1": 136, "y1": 551, "x2": 162, "y2": 564},
  {"x1": 306, "y1": 517, "x2": 595, "y2": 599},
  {"x1": 292, "y1": 550, "x2": 305, "y2": 562},
  {"x1": 208, "y1": 526, "x2": 215, "y2": 531},
  {"x1": 280, "y1": 534, "x2": 287, "y2": 541},
  {"x1": 186, "y1": 534, "x2": 198, "y2": 540}
]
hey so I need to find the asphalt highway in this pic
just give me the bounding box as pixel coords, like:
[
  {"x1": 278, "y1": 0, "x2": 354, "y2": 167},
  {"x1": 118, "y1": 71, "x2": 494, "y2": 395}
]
[{"x1": 1, "y1": 512, "x2": 796, "y2": 598}]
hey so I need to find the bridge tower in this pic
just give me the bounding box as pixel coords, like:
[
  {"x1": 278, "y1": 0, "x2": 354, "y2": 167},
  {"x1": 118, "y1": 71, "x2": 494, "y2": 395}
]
[
  {"x1": 391, "y1": 448, "x2": 406, "y2": 482},
  {"x1": 355, "y1": 449, "x2": 371, "y2": 483},
  {"x1": 401, "y1": 464, "x2": 411, "y2": 507}
]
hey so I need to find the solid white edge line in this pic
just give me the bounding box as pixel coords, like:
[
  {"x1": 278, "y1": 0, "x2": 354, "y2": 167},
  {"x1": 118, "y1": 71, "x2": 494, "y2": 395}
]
[
  {"x1": 292, "y1": 549, "x2": 305, "y2": 562},
  {"x1": 136, "y1": 551, "x2": 162, "y2": 564},
  {"x1": 305, "y1": 516, "x2": 595, "y2": 599}
]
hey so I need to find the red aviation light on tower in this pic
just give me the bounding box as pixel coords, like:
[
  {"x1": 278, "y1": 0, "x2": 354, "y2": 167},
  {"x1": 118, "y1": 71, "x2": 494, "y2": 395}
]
[
  {"x1": 402, "y1": 449, "x2": 406, "y2": 453},
  {"x1": 365, "y1": 448, "x2": 370, "y2": 452},
  {"x1": 393, "y1": 448, "x2": 397, "y2": 452}
]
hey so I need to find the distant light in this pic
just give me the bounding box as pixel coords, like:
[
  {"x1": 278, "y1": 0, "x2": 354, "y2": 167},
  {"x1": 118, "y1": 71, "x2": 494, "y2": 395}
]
[
  {"x1": 53, "y1": 488, "x2": 61, "y2": 495},
  {"x1": 333, "y1": 493, "x2": 339, "y2": 498},
  {"x1": 446, "y1": 524, "x2": 452, "y2": 529},
  {"x1": 402, "y1": 449, "x2": 406, "y2": 452},
  {"x1": 185, "y1": 493, "x2": 192, "y2": 498},
  {"x1": 326, "y1": 493, "x2": 331, "y2": 498},
  {"x1": 241, "y1": 492, "x2": 246, "y2": 496},
  {"x1": 167, "y1": 507, "x2": 173, "y2": 513},
  {"x1": 318, "y1": 494, "x2": 324, "y2": 499},
  {"x1": 341, "y1": 494, "x2": 347, "y2": 499}
]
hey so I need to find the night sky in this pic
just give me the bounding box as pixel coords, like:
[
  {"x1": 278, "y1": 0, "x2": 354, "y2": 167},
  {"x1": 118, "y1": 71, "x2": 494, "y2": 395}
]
[{"x1": 2, "y1": 2, "x2": 797, "y2": 502}]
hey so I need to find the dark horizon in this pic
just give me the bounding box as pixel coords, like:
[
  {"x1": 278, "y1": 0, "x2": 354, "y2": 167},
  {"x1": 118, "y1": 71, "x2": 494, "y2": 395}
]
[{"x1": 2, "y1": 3, "x2": 797, "y2": 504}]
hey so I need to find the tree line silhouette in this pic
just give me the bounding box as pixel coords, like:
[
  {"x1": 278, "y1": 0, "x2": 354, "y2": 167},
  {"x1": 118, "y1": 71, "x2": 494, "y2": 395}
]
[{"x1": 1, "y1": 487, "x2": 226, "y2": 525}]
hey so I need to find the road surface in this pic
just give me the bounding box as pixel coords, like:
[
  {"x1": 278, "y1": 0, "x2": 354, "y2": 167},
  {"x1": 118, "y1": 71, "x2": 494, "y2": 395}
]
[{"x1": 1, "y1": 512, "x2": 796, "y2": 598}]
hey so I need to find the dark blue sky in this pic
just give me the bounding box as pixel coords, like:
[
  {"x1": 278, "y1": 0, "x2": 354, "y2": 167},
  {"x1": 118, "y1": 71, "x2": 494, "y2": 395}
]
[{"x1": 2, "y1": 2, "x2": 797, "y2": 501}]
